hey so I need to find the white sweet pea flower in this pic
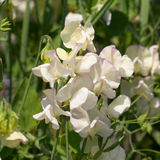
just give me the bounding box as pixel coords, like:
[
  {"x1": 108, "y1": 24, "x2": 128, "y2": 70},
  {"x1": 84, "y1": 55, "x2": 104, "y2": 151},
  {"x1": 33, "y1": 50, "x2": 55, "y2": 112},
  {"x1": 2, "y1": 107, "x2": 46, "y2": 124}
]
[
  {"x1": 149, "y1": 45, "x2": 160, "y2": 75},
  {"x1": 89, "y1": 57, "x2": 121, "y2": 98},
  {"x1": 57, "y1": 48, "x2": 98, "y2": 76},
  {"x1": 56, "y1": 74, "x2": 94, "y2": 102},
  {"x1": 70, "y1": 107, "x2": 113, "y2": 138},
  {"x1": 100, "y1": 45, "x2": 134, "y2": 77},
  {"x1": 60, "y1": 21, "x2": 96, "y2": 54},
  {"x1": 125, "y1": 45, "x2": 153, "y2": 76},
  {"x1": 0, "y1": 130, "x2": 28, "y2": 148},
  {"x1": 82, "y1": 136, "x2": 126, "y2": 160},
  {"x1": 32, "y1": 50, "x2": 71, "y2": 88},
  {"x1": 33, "y1": 89, "x2": 70, "y2": 130},
  {"x1": 121, "y1": 76, "x2": 155, "y2": 98},
  {"x1": 101, "y1": 95, "x2": 131, "y2": 118},
  {"x1": 70, "y1": 87, "x2": 98, "y2": 110},
  {"x1": 65, "y1": 12, "x2": 83, "y2": 26}
]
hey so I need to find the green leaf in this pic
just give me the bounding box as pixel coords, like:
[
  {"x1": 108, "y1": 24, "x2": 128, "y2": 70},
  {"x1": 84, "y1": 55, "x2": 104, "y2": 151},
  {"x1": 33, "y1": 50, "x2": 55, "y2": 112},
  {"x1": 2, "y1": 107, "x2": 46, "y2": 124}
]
[
  {"x1": 12, "y1": 78, "x2": 41, "y2": 131},
  {"x1": 103, "y1": 135, "x2": 124, "y2": 152},
  {"x1": 68, "y1": 127, "x2": 82, "y2": 154},
  {"x1": 91, "y1": 0, "x2": 115, "y2": 25},
  {"x1": 106, "y1": 10, "x2": 128, "y2": 36},
  {"x1": 140, "y1": 0, "x2": 150, "y2": 29},
  {"x1": 0, "y1": 147, "x2": 14, "y2": 158}
]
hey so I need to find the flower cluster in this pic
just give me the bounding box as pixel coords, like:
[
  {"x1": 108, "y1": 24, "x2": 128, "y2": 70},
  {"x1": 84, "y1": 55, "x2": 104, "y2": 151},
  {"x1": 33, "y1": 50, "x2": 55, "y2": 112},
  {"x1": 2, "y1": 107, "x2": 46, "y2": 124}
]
[
  {"x1": 32, "y1": 21, "x2": 135, "y2": 159},
  {"x1": 121, "y1": 45, "x2": 160, "y2": 116}
]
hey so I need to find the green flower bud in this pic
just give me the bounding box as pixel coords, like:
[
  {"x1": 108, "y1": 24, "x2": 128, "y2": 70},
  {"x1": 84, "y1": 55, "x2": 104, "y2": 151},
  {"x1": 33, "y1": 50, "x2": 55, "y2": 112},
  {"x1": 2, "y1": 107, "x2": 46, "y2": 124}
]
[
  {"x1": 0, "y1": 100, "x2": 18, "y2": 134},
  {"x1": 40, "y1": 42, "x2": 53, "y2": 63}
]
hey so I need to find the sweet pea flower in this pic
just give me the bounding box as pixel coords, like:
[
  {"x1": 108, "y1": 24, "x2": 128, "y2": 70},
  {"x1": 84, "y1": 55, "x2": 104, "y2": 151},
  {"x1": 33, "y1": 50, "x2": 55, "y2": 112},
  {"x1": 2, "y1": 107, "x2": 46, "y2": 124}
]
[
  {"x1": 33, "y1": 89, "x2": 70, "y2": 130},
  {"x1": 89, "y1": 57, "x2": 121, "y2": 98},
  {"x1": 56, "y1": 74, "x2": 94, "y2": 102},
  {"x1": 101, "y1": 95, "x2": 131, "y2": 118},
  {"x1": 60, "y1": 21, "x2": 96, "y2": 54},
  {"x1": 82, "y1": 136, "x2": 126, "y2": 160},
  {"x1": 125, "y1": 45, "x2": 160, "y2": 76},
  {"x1": 70, "y1": 87, "x2": 98, "y2": 110},
  {"x1": 32, "y1": 50, "x2": 71, "y2": 88},
  {"x1": 70, "y1": 106, "x2": 113, "y2": 138},
  {"x1": 136, "y1": 97, "x2": 160, "y2": 116},
  {"x1": 121, "y1": 76, "x2": 155, "y2": 98},
  {"x1": 57, "y1": 48, "x2": 98, "y2": 76},
  {"x1": 100, "y1": 45, "x2": 134, "y2": 77},
  {"x1": 121, "y1": 76, "x2": 160, "y2": 115},
  {"x1": 65, "y1": 12, "x2": 83, "y2": 26},
  {"x1": 0, "y1": 130, "x2": 28, "y2": 148}
]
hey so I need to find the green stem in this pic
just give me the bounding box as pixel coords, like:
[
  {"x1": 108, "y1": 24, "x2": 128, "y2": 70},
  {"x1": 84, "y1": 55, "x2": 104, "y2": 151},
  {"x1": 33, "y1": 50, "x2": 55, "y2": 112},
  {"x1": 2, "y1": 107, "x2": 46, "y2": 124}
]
[
  {"x1": 66, "y1": 118, "x2": 69, "y2": 160},
  {"x1": 60, "y1": 0, "x2": 68, "y2": 48},
  {"x1": 50, "y1": 128, "x2": 60, "y2": 160},
  {"x1": 127, "y1": 132, "x2": 146, "y2": 160},
  {"x1": 17, "y1": 35, "x2": 47, "y2": 117},
  {"x1": 20, "y1": 0, "x2": 31, "y2": 68},
  {"x1": 7, "y1": 0, "x2": 12, "y2": 103},
  {"x1": 91, "y1": 0, "x2": 115, "y2": 26},
  {"x1": 78, "y1": 138, "x2": 87, "y2": 160},
  {"x1": 78, "y1": 0, "x2": 86, "y2": 24}
]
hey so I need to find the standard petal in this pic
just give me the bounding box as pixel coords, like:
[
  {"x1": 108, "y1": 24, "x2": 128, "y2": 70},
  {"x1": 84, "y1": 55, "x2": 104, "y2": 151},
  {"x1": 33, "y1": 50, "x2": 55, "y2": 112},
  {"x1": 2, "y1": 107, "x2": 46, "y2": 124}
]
[
  {"x1": 75, "y1": 53, "x2": 98, "y2": 74},
  {"x1": 65, "y1": 12, "x2": 83, "y2": 26},
  {"x1": 100, "y1": 45, "x2": 122, "y2": 70},
  {"x1": 60, "y1": 21, "x2": 80, "y2": 48}
]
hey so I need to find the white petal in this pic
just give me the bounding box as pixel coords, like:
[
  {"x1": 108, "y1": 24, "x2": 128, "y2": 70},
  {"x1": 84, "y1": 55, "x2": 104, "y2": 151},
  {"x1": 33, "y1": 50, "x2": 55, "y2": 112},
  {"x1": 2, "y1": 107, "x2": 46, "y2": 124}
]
[
  {"x1": 106, "y1": 95, "x2": 131, "y2": 118},
  {"x1": 70, "y1": 87, "x2": 97, "y2": 110},
  {"x1": 100, "y1": 45, "x2": 122, "y2": 70},
  {"x1": 119, "y1": 55, "x2": 134, "y2": 77},
  {"x1": 60, "y1": 21, "x2": 80, "y2": 48},
  {"x1": 65, "y1": 12, "x2": 83, "y2": 26},
  {"x1": 96, "y1": 119, "x2": 113, "y2": 137},
  {"x1": 70, "y1": 107, "x2": 90, "y2": 133},
  {"x1": 0, "y1": 130, "x2": 28, "y2": 148},
  {"x1": 75, "y1": 53, "x2": 98, "y2": 74},
  {"x1": 56, "y1": 75, "x2": 94, "y2": 102},
  {"x1": 84, "y1": 22, "x2": 95, "y2": 40},
  {"x1": 99, "y1": 58, "x2": 121, "y2": 88}
]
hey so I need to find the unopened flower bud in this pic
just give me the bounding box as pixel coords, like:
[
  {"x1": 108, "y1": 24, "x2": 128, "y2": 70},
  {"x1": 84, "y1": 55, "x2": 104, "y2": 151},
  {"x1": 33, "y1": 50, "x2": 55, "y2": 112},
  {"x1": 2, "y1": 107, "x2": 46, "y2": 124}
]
[
  {"x1": 0, "y1": 100, "x2": 18, "y2": 134},
  {"x1": 40, "y1": 42, "x2": 53, "y2": 63}
]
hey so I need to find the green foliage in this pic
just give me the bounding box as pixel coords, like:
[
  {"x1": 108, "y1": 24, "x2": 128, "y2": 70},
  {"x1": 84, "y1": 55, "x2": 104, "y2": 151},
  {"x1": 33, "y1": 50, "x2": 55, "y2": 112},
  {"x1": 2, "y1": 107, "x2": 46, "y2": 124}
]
[
  {"x1": 12, "y1": 78, "x2": 41, "y2": 131},
  {"x1": 106, "y1": 10, "x2": 128, "y2": 36}
]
